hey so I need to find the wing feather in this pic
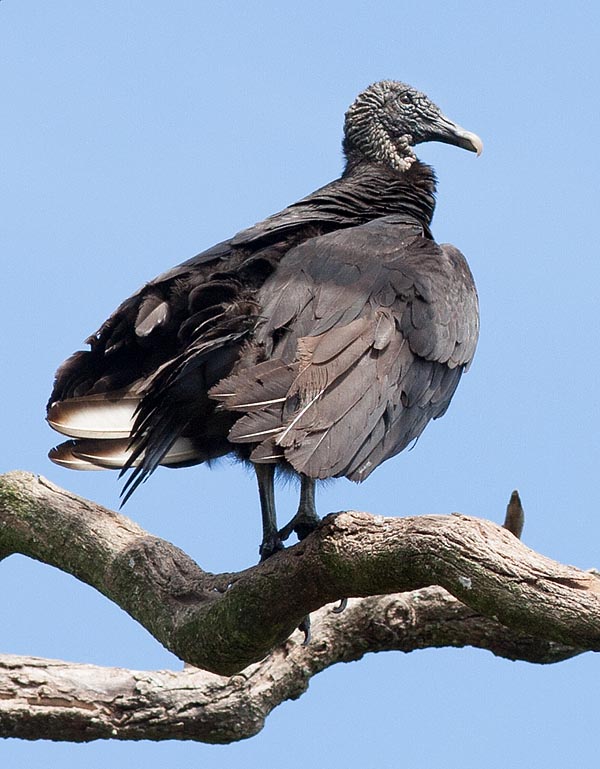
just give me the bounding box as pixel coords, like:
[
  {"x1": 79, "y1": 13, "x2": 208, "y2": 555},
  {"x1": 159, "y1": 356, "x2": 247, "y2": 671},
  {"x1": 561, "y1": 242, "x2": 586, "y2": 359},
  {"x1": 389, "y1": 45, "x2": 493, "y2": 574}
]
[{"x1": 215, "y1": 216, "x2": 479, "y2": 480}]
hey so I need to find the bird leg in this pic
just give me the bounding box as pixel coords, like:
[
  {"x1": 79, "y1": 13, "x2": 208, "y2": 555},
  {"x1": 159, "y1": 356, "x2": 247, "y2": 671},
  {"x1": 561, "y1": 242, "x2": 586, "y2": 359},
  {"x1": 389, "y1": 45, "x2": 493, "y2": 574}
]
[
  {"x1": 282, "y1": 476, "x2": 348, "y2": 617},
  {"x1": 278, "y1": 475, "x2": 320, "y2": 543},
  {"x1": 255, "y1": 463, "x2": 284, "y2": 562},
  {"x1": 255, "y1": 471, "x2": 319, "y2": 643},
  {"x1": 263, "y1": 474, "x2": 319, "y2": 645}
]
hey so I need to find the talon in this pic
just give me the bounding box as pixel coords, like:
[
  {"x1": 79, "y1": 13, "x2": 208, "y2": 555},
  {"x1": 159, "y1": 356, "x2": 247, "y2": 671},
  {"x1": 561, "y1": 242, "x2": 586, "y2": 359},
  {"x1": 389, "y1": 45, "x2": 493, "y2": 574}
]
[
  {"x1": 332, "y1": 597, "x2": 348, "y2": 614},
  {"x1": 299, "y1": 615, "x2": 312, "y2": 645},
  {"x1": 277, "y1": 521, "x2": 295, "y2": 542}
]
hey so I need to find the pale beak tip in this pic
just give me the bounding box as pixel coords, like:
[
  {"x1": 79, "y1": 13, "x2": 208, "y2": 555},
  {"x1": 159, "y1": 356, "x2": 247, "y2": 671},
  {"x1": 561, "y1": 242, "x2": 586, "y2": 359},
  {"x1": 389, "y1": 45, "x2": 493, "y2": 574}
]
[
  {"x1": 454, "y1": 128, "x2": 484, "y2": 157},
  {"x1": 468, "y1": 132, "x2": 484, "y2": 157}
]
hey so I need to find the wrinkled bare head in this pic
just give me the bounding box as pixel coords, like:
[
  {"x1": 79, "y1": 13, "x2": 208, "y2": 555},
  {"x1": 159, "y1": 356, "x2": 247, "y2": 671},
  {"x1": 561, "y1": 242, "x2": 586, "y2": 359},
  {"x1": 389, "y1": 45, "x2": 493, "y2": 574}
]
[{"x1": 344, "y1": 80, "x2": 483, "y2": 171}]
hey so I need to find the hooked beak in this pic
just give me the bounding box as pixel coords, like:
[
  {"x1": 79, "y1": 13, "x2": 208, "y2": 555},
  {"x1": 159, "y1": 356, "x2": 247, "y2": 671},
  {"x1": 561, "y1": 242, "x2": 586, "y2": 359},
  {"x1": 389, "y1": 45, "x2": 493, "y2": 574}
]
[{"x1": 423, "y1": 115, "x2": 483, "y2": 156}]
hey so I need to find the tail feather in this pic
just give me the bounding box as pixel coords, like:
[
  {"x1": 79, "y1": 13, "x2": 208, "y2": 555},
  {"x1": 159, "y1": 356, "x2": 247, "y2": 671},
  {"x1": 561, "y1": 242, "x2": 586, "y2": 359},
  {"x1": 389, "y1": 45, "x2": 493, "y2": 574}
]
[
  {"x1": 47, "y1": 393, "x2": 140, "y2": 439},
  {"x1": 48, "y1": 440, "x2": 108, "y2": 470},
  {"x1": 49, "y1": 436, "x2": 207, "y2": 472}
]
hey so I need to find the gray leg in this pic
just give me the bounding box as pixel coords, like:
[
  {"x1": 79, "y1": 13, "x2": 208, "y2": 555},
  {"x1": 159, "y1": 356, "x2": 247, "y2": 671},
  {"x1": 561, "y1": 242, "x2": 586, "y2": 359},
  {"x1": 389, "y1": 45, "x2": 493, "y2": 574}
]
[
  {"x1": 255, "y1": 463, "x2": 283, "y2": 561},
  {"x1": 278, "y1": 475, "x2": 320, "y2": 542}
]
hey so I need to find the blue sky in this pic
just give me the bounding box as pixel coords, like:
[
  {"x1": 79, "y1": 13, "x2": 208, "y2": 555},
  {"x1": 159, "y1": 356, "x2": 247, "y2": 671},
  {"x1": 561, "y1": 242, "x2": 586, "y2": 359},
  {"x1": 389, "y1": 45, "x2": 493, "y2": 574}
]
[{"x1": 2, "y1": 1, "x2": 600, "y2": 766}]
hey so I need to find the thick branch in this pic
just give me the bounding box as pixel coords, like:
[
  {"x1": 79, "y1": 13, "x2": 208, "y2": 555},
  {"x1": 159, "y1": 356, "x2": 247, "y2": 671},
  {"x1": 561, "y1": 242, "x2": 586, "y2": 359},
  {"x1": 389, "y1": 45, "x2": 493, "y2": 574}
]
[
  {"x1": 0, "y1": 590, "x2": 578, "y2": 742},
  {"x1": 1, "y1": 470, "x2": 597, "y2": 742},
  {"x1": 1, "y1": 471, "x2": 599, "y2": 678}
]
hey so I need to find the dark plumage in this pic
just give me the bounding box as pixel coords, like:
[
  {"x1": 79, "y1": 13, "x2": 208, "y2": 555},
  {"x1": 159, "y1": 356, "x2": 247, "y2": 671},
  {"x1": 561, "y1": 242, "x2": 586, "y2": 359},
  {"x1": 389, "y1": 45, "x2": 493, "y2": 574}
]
[{"x1": 47, "y1": 80, "x2": 481, "y2": 559}]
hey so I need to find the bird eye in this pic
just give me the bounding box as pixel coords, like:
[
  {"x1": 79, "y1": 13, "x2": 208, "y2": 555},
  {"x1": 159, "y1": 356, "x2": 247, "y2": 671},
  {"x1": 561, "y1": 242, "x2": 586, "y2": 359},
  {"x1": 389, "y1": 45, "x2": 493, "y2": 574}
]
[{"x1": 398, "y1": 93, "x2": 412, "y2": 105}]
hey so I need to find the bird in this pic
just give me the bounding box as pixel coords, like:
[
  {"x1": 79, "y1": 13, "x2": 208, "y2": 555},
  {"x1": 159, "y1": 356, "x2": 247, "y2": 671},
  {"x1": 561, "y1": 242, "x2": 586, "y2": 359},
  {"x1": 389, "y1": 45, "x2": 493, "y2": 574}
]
[{"x1": 47, "y1": 80, "x2": 481, "y2": 563}]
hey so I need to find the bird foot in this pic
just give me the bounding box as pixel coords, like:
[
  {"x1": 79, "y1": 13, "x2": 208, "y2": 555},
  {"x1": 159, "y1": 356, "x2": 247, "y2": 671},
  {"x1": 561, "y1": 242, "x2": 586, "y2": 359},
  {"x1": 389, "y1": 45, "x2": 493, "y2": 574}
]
[
  {"x1": 278, "y1": 511, "x2": 321, "y2": 543},
  {"x1": 259, "y1": 534, "x2": 285, "y2": 562}
]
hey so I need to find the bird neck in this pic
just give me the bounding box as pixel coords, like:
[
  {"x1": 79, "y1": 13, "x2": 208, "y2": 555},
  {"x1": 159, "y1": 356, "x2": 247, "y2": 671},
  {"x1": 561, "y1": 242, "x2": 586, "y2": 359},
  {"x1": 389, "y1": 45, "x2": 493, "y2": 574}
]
[{"x1": 341, "y1": 156, "x2": 437, "y2": 230}]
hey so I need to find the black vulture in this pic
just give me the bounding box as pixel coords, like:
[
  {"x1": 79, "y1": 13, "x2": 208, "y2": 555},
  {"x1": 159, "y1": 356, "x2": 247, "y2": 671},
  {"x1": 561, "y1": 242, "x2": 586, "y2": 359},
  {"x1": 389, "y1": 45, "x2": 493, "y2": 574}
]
[{"x1": 47, "y1": 80, "x2": 481, "y2": 561}]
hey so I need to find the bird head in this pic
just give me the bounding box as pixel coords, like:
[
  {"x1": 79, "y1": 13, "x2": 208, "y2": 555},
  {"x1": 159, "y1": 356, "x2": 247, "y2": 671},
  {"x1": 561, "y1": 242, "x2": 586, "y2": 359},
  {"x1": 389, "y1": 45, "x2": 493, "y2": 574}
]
[{"x1": 343, "y1": 80, "x2": 483, "y2": 172}]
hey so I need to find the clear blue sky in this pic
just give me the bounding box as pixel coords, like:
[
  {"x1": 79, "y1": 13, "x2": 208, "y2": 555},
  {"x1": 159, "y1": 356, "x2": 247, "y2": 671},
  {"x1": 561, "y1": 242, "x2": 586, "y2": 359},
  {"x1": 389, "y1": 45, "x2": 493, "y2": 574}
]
[{"x1": 2, "y1": 1, "x2": 600, "y2": 766}]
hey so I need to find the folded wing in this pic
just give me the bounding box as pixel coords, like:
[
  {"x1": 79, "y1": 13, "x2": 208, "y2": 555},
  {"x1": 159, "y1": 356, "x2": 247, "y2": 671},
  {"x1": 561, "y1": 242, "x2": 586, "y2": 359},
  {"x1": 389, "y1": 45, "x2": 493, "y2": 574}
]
[{"x1": 211, "y1": 216, "x2": 479, "y2": 481}]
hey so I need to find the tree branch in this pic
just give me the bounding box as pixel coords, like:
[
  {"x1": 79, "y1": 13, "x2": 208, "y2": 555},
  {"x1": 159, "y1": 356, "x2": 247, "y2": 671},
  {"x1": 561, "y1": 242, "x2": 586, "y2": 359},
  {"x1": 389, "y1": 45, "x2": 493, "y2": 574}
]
[
  {"x1": 0, "y1": 590, "x2": 578, "y2": 743},
  {"x1": 0, "y1": 470, "x2": 597, "y2": 742}
]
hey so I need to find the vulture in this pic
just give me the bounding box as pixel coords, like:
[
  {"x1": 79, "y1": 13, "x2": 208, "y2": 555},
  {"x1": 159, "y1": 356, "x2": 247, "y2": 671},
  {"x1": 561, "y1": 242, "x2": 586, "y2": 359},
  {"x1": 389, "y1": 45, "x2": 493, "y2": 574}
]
[{"x1": 48, "y1": 80, "x2": 482, "y2": 561}]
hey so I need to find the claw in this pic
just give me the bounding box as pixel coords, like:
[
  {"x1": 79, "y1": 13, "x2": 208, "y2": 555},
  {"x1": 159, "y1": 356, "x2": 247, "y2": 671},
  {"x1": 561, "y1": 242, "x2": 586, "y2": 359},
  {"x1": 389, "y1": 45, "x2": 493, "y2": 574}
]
[
  {"x1": 277, "y1": 519, "x2": 296, "y2": 543},
  {"x1": 299, "y1": 615, "x2": 312, "y2": 645},
  {"x1": 332, "y1": 597, "x2": 348, "y2": 614}
]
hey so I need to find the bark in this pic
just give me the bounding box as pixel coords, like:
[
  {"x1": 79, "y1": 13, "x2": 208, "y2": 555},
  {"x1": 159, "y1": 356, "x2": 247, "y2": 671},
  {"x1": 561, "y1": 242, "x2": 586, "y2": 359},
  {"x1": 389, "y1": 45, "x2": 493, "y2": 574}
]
[{"x1": 0, "y1": 470, "x2": 596, "y2": 743}]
